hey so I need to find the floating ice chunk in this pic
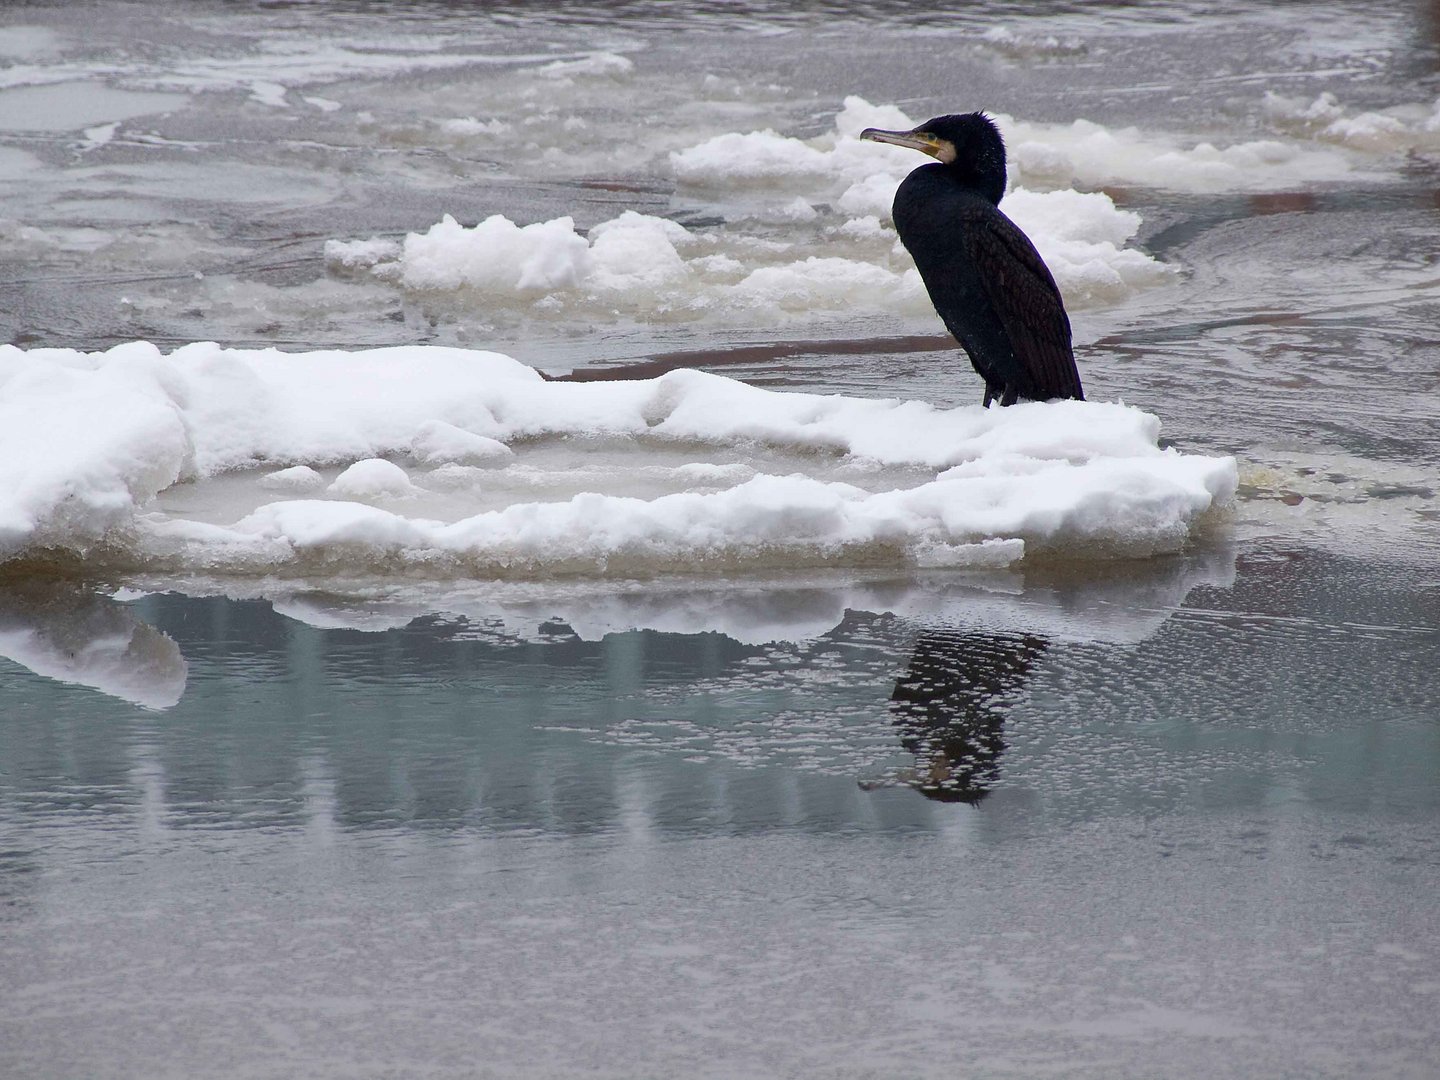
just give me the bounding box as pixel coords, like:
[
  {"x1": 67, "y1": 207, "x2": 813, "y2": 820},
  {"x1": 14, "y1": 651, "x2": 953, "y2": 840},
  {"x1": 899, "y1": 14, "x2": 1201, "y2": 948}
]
[
  {"x1": 671, "y1": 101, "x2": 919, "y2": 192},
  {"x1": 671, "y1": 129, "x2": 833, "y2": 186},
  {"x1": 732, "y1": 256, "x2": 919, "y2": 313},
  {"x1": 0, "y1": 218, "x2": 113, "y2": 256},
  {"x1": 411, "y1": 420, "x2": 513, "y2": 466},
  {"x1": 303, "y1": 95, "x2": 342, "y2": 112},
  {"x1": 324, "y1": 236, "x2": 401, "y2": 271},
  {"x1": 1001, "y1": 187, "x2": 1176, "y2": 303},
  {"x1": 328, "y1": 458, "x2": 416, "y2": 499},
  {"x1": 835, "y1": 215, "x2": 888, "y2": 240},
  {"x1": 1262, "y1": 90, "x2": 1440, "y2": 153},
  {"x1": 837, "y1": 173, "x2": 901, "y2": 218},
  {"x1": 1264, "y1": 90, "x2": 1347, "y2": 126},
  {"x1": 1001, "y1": 112, "x2": 1361, "y2": 191},
  {"x1": 1001, "y1": 187, "x2": 1141, "y2": 247},
  {"x1": 247, "y1": 80, "x2": 289, "y2": 107},
  {"x1": 588, "y1": 211, "x2": 691, "y2": 290},
  {"x1": 390, "y1": 212, "x2": 687, "y2": 296},
  {"x1": 739, "y1": 197, "x2": 820, "y2": 224},
  {"x1": 260, "y1": 465, "x2": 325, "y2": 491},
  {"x1": 535, "y1": 52, "x2": 635, "y2": 79},
  {"x1": 80, "y1": 120, "x2": 119, "y2": 150},
  {"x1": 437, "y1": 116, "x2": 509, "y2": 137},
  {"x1": 977, "y1": 24, "x2": 1084, "y2": 59},
  {"x1": 1424, "y1": 100, "x2": 1440, "y2": 134},
  {"x1": 1322, "y1": 111, "x2": 1411, "y2": 150},
  {"x1": 672, "y1": 463, "x2": 755, "y2": 486},
  {"x1": 400, "y1": 214, "x2": 593, "y2": 293},
  {"x1": 912, "y1": 537, "x2": 1025, "y2": 569},
  {"x1": 832, "y1": 96, "x2": 915, "y2": 140},
  {"x1": 777, "y1": 197, "x2": 820, "y2": 221}
]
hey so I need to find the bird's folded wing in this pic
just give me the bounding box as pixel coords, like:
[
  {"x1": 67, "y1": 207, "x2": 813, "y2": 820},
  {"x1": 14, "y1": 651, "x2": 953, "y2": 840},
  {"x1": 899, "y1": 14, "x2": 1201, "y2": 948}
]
[{"x1": 965, "y1": 216, "x2": 1084, "y2": 400}]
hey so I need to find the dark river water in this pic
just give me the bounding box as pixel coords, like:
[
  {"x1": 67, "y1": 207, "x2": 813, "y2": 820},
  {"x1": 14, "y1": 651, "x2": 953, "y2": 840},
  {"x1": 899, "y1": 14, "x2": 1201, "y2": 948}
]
[{"x1": 2, "y1": 1, "x2": 1438, "y2": 1077}]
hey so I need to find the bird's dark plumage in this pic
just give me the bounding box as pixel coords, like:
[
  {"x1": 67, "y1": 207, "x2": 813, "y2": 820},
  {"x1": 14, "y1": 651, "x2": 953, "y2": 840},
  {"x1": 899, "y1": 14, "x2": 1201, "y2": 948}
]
[{"x1": 861, "y1": 112, "x2": 1083, "y2": 406}]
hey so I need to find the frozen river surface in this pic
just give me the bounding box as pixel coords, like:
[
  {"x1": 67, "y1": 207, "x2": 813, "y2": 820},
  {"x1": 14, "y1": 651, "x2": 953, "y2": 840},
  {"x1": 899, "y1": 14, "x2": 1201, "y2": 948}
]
[{"x1": 1, "y1": 2, "x2": 1439, "y2": 1077}]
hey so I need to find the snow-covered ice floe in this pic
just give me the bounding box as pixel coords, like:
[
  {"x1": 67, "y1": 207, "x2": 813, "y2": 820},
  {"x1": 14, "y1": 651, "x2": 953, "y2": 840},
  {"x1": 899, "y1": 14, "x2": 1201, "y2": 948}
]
[{"x1": 0, "y1": 342, "x2": 1236, "y2": 580}]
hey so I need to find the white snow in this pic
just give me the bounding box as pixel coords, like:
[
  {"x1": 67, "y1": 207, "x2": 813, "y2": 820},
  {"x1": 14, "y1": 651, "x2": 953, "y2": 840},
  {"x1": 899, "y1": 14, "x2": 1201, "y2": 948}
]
[
  {"x1": 339, "y1": 195, "x2": 1163, "y2": 322},
  {"x1": 411, "y1": 420, "x2": 514, "y2": 466},
  {"x1": 671, "y1": 95, "x2": 1372, "y2": 198},
  {"x1": 1000, "y1": 115, "x2": 1361, "y2": 192},
  {"x1": 328, "y1": 458, "x2": 417, "y2": 499},
  {"x1": 1262, "y1": 90, "x2": 1440, "y2": 154},
  {"x1": 325, "y1": 95, "x2": 1186, "y2": 325},
  {"x1": 326, "y1": 86, "x2": 1440, "y2": 331},
  {"x1": 0, "y1": 342, "x2": 1236, "y2": 580},
  {"x1": 397, "y1": 214, "x2": 593, "y2": 293}
]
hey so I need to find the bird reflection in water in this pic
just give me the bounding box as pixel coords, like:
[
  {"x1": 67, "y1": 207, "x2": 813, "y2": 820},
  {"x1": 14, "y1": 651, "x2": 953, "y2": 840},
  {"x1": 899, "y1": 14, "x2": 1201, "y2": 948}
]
[{"x1": 886, "y1": 630, "x2": 1047, "y2": 803}]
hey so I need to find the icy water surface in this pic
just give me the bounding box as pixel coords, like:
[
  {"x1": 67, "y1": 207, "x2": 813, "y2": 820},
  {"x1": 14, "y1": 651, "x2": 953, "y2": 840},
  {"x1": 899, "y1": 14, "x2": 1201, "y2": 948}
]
[
  {"x1": 3, "y1": 548, "x2": 1439, "y2": 1077},
  {"x1": 2, "y1": 0, "x2": 1439, "y2": 1077}
]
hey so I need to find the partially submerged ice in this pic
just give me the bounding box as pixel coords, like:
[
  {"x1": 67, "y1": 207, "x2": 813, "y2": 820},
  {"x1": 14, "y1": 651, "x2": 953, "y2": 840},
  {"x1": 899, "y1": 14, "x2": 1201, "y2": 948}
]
[{"x1": 0, "y1": 342, "x2": 1236, "y2": 579}]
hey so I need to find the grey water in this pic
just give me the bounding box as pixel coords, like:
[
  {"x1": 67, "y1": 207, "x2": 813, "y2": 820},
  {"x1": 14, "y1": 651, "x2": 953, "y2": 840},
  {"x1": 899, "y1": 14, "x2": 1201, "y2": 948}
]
[{"x1": 2, "y1": 1, "x2": 1440, "y2": 1077}]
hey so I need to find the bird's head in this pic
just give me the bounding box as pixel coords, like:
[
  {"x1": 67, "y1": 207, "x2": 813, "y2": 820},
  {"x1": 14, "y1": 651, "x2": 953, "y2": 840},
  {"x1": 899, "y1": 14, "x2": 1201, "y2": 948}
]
[{"x1": 860, "y1": 112, "x2": 1007, "y2": 204}]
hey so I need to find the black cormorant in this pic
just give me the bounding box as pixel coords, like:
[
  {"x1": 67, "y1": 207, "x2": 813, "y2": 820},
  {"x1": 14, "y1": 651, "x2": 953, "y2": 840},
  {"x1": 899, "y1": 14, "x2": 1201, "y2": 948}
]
[{"x1": 860, "y1": 113, "x2": 1084, "y2": 407}]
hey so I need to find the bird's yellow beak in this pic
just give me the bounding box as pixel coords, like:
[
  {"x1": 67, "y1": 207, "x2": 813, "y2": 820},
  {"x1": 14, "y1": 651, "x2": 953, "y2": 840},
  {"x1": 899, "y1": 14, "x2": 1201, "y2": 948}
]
[{"x1": 860, "y1": 127, "x2": 954, "y2": 163}]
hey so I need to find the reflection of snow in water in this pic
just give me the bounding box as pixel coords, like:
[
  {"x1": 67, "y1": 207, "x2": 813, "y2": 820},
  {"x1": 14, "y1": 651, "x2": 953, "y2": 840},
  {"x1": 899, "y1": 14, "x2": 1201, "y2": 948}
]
[
  {"x1": 0, "y1": 586, "x2": 186, "y2": 709},
  {"x1": 0, "y1": 543, "x2": 1230, "y2": 719}
]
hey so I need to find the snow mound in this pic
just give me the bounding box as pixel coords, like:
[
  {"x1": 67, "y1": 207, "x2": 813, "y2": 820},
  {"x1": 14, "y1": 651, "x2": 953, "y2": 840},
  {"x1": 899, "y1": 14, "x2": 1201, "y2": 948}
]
[
  {"x1": 328, "y1": 458, "x2": 416, "y2": 499},
  {"x1": 0, "y1": 342, "x2": 1236, "y2": 580}
]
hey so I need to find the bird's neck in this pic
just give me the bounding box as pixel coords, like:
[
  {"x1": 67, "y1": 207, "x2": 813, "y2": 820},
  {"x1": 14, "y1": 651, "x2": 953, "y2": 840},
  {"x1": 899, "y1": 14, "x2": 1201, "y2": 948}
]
[
  {"x1": 957, "y1": 164, "x2": 1006, "y2": 206},
  {"x1": 915, "y1": 161, "x2": 1006, "y2": 206}
]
